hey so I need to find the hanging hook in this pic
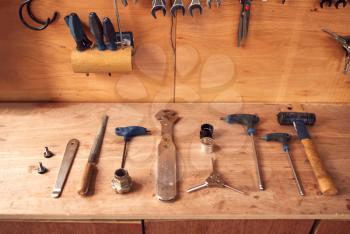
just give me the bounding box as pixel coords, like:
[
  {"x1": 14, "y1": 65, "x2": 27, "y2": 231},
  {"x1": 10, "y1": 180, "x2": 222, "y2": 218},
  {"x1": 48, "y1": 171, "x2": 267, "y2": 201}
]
[{"x1": 19, "y1": 0, "x2": 58, "y2": 31}]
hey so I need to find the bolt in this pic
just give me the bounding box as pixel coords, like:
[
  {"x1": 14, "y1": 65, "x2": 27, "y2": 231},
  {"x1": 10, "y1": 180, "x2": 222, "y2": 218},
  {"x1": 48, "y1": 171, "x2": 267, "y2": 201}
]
[
  {"x1": 37, "y1": 162, "x2": 48, "y2": 174},
  {"x1": 44, "y1": 147, "x2": 54, "y2": 158}
]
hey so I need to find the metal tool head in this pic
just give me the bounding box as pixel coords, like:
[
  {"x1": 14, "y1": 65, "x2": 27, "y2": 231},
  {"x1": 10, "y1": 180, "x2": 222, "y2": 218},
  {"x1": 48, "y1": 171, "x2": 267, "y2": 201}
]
[
  {"x1": 335, "y1": 0, "x2": 347, "y2": 8},
  {"x1": 170, "y1": 1, "x2": 186, "y2": 17},
  {"x1": 277, "y1": 112, "x2": 316, "y2": 126},
  {"x1": 189, "y1": 1, "x2": 202, "y2": 17},
  {"x1": 155, "y1": 109, "x2": 179, "y2": 124},
  {"x1": 151, "y1": 0, "x2": 166, "y2": 18},
  {"x1": 121, "y1": 0, "x2": 128, "y2": 6},
  {"x1": 200, "y1": 123, "x2": 214, "y2": 139},
  {"x1": 207, "y1": 0, "x2": 212, "y2": 8},
  {"x1": 320, "y1": 0, "x2": 332, "y2": 8}
]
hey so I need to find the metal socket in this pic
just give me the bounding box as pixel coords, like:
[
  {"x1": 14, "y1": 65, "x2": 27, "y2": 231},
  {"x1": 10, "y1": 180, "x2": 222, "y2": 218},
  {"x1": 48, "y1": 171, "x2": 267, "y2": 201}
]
[
  {"x1": 111, "y1": 168, "x2": 132, "y2": 194},
  {"x1": 200, "y1": 137, "x2": 215, "y2": 154}
]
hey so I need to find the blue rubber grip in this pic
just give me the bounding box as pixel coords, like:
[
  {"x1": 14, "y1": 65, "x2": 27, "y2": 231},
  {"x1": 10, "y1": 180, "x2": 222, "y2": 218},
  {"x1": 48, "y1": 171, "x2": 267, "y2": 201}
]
[
  {"x1": 115, "y1": 126, "x2": 149, "y2": 141},
  {"x1": 89, "y1": 12, "x2": 106, "y2": 51}
]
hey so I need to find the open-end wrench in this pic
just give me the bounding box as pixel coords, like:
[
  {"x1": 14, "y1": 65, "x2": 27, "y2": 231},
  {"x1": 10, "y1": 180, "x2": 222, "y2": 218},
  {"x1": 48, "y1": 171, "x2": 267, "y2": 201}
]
[
  {"x1": 171, "y1": 0, "x2": 185, "y2": 17},
  {"x1": 207, "y1": 0, "x2": 221, "y2": 8},
  {"x1": 320, "y1": 0, "x2": 332, "y2": 8},
  {"x1": 121, "y1": 0, "x2": 128, "y2": 6},
  {"x1": 335, "y1": 0, "x2": 347, "y2": 8},
  {"x1": 152, "y1": 0, "x2": 166, "y2": 18},
  {"x1": 189, "y1": 0, "x2": 202, "y2": 17}
]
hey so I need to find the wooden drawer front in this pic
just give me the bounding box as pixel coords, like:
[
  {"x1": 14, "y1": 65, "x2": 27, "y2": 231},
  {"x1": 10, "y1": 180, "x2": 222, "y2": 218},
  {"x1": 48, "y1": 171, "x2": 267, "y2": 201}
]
[
  {"x1": 144, "y1": 220, "x2": 314, "y2": 234},
  {"x1": 0, "y1": 221, "x2": 142, "y2": 234}
]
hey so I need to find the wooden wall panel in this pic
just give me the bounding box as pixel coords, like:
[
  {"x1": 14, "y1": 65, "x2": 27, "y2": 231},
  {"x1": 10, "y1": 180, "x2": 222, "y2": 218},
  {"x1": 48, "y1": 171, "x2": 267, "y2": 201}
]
[
  {"x1": 316, "y1": 220, "x2": 350, "y2": 234},
  {"x1": 144, "y1": 220, "x2": 314, "y2": 234},
  {"x1": 1, "y1": 1, "x2": 350, "y2": 102},
  {"x1": 0, "y1": 0, "x2": 174, "y2": 102},
  {"x1": 0, "y1": 220, "x2": 142, "y2": 234},
  {"x1": 175, "y1": 0, "x2": 350, "y2": 103}
]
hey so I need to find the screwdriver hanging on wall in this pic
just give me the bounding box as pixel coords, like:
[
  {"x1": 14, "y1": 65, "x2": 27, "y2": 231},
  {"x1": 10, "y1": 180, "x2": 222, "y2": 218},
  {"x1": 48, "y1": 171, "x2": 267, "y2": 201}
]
[
  {"x1": 64, "y1": 13, "x2": 93, "y2": 51},
  {"x1": 18, "y1": 0, "x2": 58, "y2": 31}
]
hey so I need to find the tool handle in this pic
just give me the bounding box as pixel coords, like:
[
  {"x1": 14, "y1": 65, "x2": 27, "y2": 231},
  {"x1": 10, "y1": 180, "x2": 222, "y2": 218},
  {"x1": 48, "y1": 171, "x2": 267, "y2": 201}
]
[
  {"x1": 78, "y1": 162, "x2": 96, "y2": 196},
  {"x1": 89, "y1": 12, "x2": 106, "y2": 51},
  {"x1": 301, "y1": 138, "x2": 338, "y2": 195}
]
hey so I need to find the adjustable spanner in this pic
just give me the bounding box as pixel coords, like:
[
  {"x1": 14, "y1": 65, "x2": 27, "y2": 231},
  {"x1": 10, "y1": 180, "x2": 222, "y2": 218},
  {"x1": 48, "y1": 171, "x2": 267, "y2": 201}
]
[{"x1": 155, "y1": 109, "x2": 180, "y2": 201}]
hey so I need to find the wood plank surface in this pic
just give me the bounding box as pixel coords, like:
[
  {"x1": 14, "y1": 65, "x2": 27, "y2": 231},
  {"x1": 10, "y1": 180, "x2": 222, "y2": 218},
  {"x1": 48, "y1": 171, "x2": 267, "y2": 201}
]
[
  {"x1": 144, "y1": 220, "x2": 314, "y2": 234},
  {"x1": 315, "y1": 220, "x2": 350, "y2": 234},
  {"x1": 175, "y1": 0, "x2": 350, "y2": 102},
  {"x1": 0, "y1": 220, "x2": 142, "y2": 234},
  {"x1": 0, "y1": 0, "x2": 174, "y2": 102},
  {"x1": 0, "y1": 103, "x2": 349, "y2": 219}
]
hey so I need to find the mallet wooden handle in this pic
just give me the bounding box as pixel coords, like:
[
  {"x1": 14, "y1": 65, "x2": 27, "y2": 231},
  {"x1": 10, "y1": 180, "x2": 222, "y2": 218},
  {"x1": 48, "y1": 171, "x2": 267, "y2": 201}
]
[
  {"x1": 301, "y1": 138, "x2": 338, "y2": 196},
  {"x1": 78, "y1": 162, "x2": 96, "y2": 196}
]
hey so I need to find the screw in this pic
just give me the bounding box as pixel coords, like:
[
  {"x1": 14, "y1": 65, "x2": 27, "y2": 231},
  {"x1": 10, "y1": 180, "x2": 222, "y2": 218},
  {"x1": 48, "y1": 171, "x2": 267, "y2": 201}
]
[
  {"x1": 44, "y1": 147, "x2": 54, "y2": 158},
  {"x1": 37, "y1": 162, "x2": 48, "y2": 174}
]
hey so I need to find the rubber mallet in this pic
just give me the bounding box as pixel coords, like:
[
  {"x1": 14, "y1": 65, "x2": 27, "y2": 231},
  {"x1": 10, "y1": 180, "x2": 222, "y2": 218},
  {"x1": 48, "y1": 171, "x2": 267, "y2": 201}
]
[{"x1": 277, "y1": 112, "x2": 338, "y2": 195}]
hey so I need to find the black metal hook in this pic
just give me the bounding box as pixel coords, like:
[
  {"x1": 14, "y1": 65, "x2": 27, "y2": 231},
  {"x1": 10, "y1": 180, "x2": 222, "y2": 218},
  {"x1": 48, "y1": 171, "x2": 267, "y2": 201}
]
[{"x1": 19, "y1": 0, "x2": 58, "y2": 31}]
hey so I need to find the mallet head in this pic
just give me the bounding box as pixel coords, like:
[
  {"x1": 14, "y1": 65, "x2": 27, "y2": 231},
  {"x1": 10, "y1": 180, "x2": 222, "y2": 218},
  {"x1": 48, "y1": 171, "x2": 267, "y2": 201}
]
[{"x1": 277, "y1": 112, "x2": 316, "y2": 126}]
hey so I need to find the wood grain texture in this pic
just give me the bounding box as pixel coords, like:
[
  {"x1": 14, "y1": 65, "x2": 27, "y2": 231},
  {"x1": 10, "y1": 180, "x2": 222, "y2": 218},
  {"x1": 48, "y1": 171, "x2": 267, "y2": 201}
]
[
  {"x1": 0, "y1": 103, "x2": 349, "y2": 219},
  {"x1": 316, "y1": 220, "x2": 350, "y2": 234},
  {"x1": 0, "y1": 220, "x2": 141, "y2": 234},
  {"x1": 144, "y1": 220, "x2": 314, "y2": 234},
  {"x1": 1, "y1": 1, "x2": 350, "y2": 102},
  {"x1": 71, "y1": 47, "x2": 132, "y2": 73},
  {"x1": 301, "y1": 138, "x2": 338, "y2": 196},
  {"x1": 0, "y1": 0, "x2": 174, "y2": 102},
  {"x1": 175, "y1": 0, "x2": 350, "y2": 103}
]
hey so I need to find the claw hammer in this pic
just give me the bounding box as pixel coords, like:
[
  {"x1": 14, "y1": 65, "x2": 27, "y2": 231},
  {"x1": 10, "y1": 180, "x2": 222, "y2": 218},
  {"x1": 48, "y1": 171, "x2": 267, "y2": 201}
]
[{"x1": 277, "y1": 112, "x2": 338, "y2": 196}]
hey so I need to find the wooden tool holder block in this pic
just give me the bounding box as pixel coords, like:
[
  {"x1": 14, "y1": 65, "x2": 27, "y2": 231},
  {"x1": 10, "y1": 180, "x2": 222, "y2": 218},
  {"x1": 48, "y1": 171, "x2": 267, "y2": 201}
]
[{"x1": 71, "y1": 46, "x2": 133, "y2": 73}]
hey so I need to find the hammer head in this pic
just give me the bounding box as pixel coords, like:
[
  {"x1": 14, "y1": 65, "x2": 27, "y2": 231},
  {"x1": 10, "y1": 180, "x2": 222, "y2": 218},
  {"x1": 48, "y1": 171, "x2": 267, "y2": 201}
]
[{"x1": 277, "y1": 112, "x2": 316, "y2": 126}]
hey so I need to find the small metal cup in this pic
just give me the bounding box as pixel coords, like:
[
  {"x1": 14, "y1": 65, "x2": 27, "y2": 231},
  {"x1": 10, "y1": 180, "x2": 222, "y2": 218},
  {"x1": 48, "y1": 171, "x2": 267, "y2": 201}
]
[{"x1": 111, "y1": 168, "x2": 132, "y2": 194}]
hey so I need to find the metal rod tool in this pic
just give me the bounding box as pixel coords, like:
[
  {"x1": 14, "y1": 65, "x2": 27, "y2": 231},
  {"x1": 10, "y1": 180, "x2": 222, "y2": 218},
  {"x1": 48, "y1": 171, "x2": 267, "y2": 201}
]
[
  {"x1": 261, "y1": 133, "x2": 304, "y2": 196},
  {"x1": 78, "y1": 115, "x2": 108, "y2": 196}
]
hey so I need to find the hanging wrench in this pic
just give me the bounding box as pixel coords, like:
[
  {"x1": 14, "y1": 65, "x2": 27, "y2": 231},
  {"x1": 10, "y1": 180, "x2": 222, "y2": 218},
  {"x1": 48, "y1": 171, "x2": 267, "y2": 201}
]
[
  {"x1": 121, "y1": 0, "x2": 128, "y2": 6},
  {"x1": 207, "y1": 0, "x2": 221, "y2": 8},
  {"x1": 152, "y1": 0, "x2": 166, "y2": 18},
  {"x1": 335, "y1": 0, "x2": 347, "y2": 8},
  {"x1": 171, "y1": 0, "x2": 185, "y2": 17},
  {"x1": 188, "y1": 0, "x2": 202, "y2": 17}
]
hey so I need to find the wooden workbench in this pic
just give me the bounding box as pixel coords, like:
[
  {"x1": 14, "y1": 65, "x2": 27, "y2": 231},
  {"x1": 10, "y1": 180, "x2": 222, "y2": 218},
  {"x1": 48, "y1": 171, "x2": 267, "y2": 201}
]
[
  {"x1": 0, "y1": 102, "x2": 349, "y2": 233},
  {"x1": 0, "y1": 102, "x2": 349, "y2": 223}
]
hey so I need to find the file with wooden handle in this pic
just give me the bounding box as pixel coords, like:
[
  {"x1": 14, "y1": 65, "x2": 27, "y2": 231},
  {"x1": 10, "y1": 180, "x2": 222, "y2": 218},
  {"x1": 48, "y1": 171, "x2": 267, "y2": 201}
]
[{"x1": 78, "y1": 115, "x2": 108, "y2": 196}]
